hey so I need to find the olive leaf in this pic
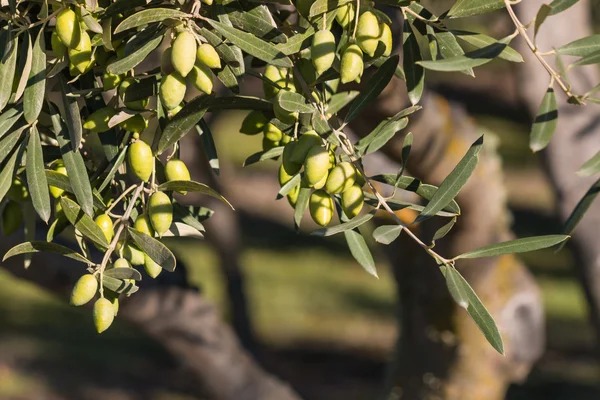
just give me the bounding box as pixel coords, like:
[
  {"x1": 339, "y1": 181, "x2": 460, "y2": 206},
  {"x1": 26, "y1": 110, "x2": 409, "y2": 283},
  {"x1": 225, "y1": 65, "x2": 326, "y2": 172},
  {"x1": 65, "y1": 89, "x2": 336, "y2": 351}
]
[
  {"x1": 157, "y1": 95, "x2": 212, "y2": 154},
  {"x1": 226, "y1": 4, "x2": 287, "y2": 43},
  {"x1": 577, "y1": 151, "x2": 600, "y2": 176},
  {"x1": 127, "y1": 228, "x2": 176, "y2": 272},
  {"x1": 294, "y1": 187, "x2": 311, "y2": 230},
  {"x1": 441, "y1": 264, "x2": 469, "y2": 309},
  {"x1": 0, "y1": 105, "x2": 23, "y2": 140},
  {"x1": 557, "y1": 34, "x2": 600, "y2": 57},
  {"x1": 114, "y1": 8, "x2": 190, "y2": 33},
  {"x1": 403, "y1": 22, "x2": 424, "y2": 105},
  {"x1": 13, "y1": 31, "x2": 32, "y2": 103},
  {"x1": 373, "y1": 225, "x2": 403, "y2": 245},
  {"x1": 244, "y1": 146, "x2": 284, "y2": 166},
  {"x1": 3, "y1": 241, "x2": 91, "y2": 265},
  {"x1": 158, "y1": 180, "x2": 233, "y2": 209},
  {"x1": 0, "y1": 29, "x2": 17, "y2": 112},
  {"x1": 355, "y1": 118, "x2": 408, "y2": 156},
  {"x1": 530, "y1": 87, "x2": 558, "y2": 152},
  {"x1": 105, "y1": 267, "x2": 142, "y2": 281},
  {"x1": 26, "y1": 126, "x2": 51, "y2": 223},
  {"x1": 345, "y1": 229, "x2": 378, "y2": 278},
  {"x1": 0, "y1": 140, "x2": 24, "y2": 201},
  {"x1": 58, "y1": 75, "x2": 83, "y2": 151},
  {"x1": 454, "y1": 235, "x2": 570, "y2": 259},
  {"x1": 102, "y1": 275, "x2": 139, "y2": 295},
  {"x1": 45, "y1": 170, "x2": 106, "y2": 209},
  {"x1": 196, "y1": 119, "x2": 220, "y2": 175},
  {"x1": 276, "y1": 91, "x2": 315, "y2": 113},
  {"x1": 278, "y1": 173, "x2": 301, "y2": 197},
  {"x1": 447, "y1": 0, "x2": 505, "y2": 18},
  {"x1": 452, "y1": 30, "x2": 523, "y2": 62},
  {"x1": 60, "y1": 197, "x2": 109, "y2": 249},
  {"x1": 23, "y1": 27, "x2": 45, "y2": 123},
  {"x1": 311, "y1": 211, "x2": 376, "y2": 237},
  {"x1": 106, "y1": 33, "x2": 163, "y2": 75}
]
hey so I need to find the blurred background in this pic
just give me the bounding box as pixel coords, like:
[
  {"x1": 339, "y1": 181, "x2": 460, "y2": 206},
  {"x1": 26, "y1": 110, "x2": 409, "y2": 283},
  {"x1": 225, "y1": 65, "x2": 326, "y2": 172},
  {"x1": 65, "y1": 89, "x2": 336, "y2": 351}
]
[{"x1": 2, "y1": 1, "x2": 600, "y2": 399}]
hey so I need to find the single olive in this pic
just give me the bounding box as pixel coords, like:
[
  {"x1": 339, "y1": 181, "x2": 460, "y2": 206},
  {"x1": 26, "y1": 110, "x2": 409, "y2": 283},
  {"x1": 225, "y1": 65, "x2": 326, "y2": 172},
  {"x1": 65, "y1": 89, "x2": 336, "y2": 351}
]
[
  {"x1": 148, "y1": 191, "x2": 173, "y2": 237},
  {"x1": 311, "y1": 29, "x2": 336, "y2": 75},
  {"x1": 290, "y1": 130, "x2": 321, "y2": 164},
  {"x1": 342, "y1": 184, "x2": 364, "y2": 218},
  {"x1": 340, "y1": 44, "x2": 364, "y2": 84},
  {"x1": 49, "y1": 162, "x2": 67, "y2": 198},
  {"x1": 144, "y1": 254, "x2": 162, "y2": 279},
  {"x1": 188, "y1": 63, "x2": 213, "y2": 95},
  {"x1": 240, "y1": 111, "x2": 268, "y2": 135},
  {"x1": 93, "y1": 298, "x2": 115, "y2": 333},
  {"x1": 303, "y1": 146, "x2": 330, "y2": 187},
  {"x1": 95, "y1": 213, "x2": 114, "y2": 243},
  {"x1": 70, "y1": 274, "x2": 98, "y2": 306},
  {"x1": 83, "y1": 107, "x2": 118, "y2": 133},
  {"x1": 309, "y1": 189, "x2": 334, "y2": 226},
  {"x1": 196, "y1": 43, "x2": 221, "y2": 69},
  {"x1": 134, "y1": 214, "x2": 155, "y2": 237},
  {"x1": 356, "y1": 11, "x2": 381, "y2": 57},
  {"x1": 171, "y1": 31, "x2": 197, "y2": 78},
  {"x1": 2, "y1": 201, "x2": 22, "y2": 236},
  {"x1": 56, "y1": 8, "x2": 81, "y2": 49},
  {"x1": 127, "y1": 140, "x2": 154, "y2": 182},
  {"x1": 159, "y1": 72, "x2": 187, "y2": 110},
  {"x1": 325, "y1": 161, "x2": 356, "y2": 194}
]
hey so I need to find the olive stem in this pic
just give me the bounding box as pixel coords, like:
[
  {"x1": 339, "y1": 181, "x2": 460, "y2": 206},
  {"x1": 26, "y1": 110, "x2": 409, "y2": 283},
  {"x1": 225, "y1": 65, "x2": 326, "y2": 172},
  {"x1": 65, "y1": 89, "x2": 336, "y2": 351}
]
[
  {"x1": 351, "y1": 0, "x2": 360, "y2": 40},
  {"x1": 105, "y1": 184, "x2": 137, "y2": 214},
  {"x1": 98, "y1": 183, "x2": 144, "y2": 298}
]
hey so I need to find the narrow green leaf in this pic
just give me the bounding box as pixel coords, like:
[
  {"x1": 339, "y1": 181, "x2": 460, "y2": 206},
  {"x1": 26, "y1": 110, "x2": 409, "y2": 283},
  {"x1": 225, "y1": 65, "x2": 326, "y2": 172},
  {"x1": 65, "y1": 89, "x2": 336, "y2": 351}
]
[
  {"x1": 105, "y1": 267, "x2": 142, "y2": 281},
  {"x1": 103, "y1": 0, "x2": 147, "y2": 18},
  {"x1": 158, "y1": 180, "x2": 233, "y2": 209},
  {"x1": 0, "y1": 126, "x2": 26, "y2": 166},
  {"x1": 416, "y1": 135, "x2": 483, "y2": 222},
  {"x1": 196, "y1": 120, "x2": 219, "y2": 175},
  {"x1": 49, "y1": 103, "x2": 94, "y2": 216},
  {"x1": 572, "y1": 49, "x2": 600, "y2": 66},
  {"x1": 0, "y1": 29, "x2": 17, "y2": 112},
  {"x1": 294, "y1": 187, "x2": 311, "y2": 230},
  {"x1": 243, "y1": 146, "x2": 284, "y2": 166},
  {"x1": 454, "y1": 234, "x2": 570, "y2": 259},
  {"x1": 577, "y1": 151, "x2": 600, "y2": 176},
  {"x1": 534, "y1": 4, "x2": 553, "y2": 39},
  {"x1": 345, "y1": 229, "x2": 378, "y2": 278},
  {"x1": 60, "y1": 197, "x2": 109, "y2": 249},
  {"x1": 157, "y1": 95, "x2": 211, "y2": 154},
  {"x1": 23, "y1": 27, "x2": 45, "y2": 123},
  {"x1": 98, "y1": 144, "x2": 128, "y2": 192},
  {"x1": 355, "y1": 118, "x2": 408, "y2": 156},
  {"x1": 3, "y1": 241, "x2": 90, "y2": 264},
  {"x1": 345, "y1": 55, "x2": 399, "y2": 124},
  {"x1": 127, "y1": 227, "x2": 176, "y2": 272},
  {"x1": 278, "y1": 173, "x2": 301, "y2": 197},
  {"x1": 226, "y1": 5, "x2": 287, "y2": 43},
  {"x1": 548, "y1": 0, "x2": 579, "y2": 14},
  {"x1": 441, "y1": 264, "x2": 469, "y2": 309},
  {"x1": 418, "y1": 37, "x2": 512, "y2": 72},
  {"x1": 432, "y1": 216, "x2": 457, "y2": 243},
  {"x1": 114, "y1": 8, "x2": 189, "y2": 33},
  {"x1": 0, "y1": 141, "x2": 23, "y2": 201},
  {"x1": 403, "y1": 23, "x2": 424, "y2": 105},
  {"x1": 276, "y1": 91, "x2": 314, "y2": 113},
  {"x1": 557, "y1": 34, "x2": 600, "y2": 57},
  {"x1": 45, "y1": 170, "x2": 105, "y2": 209},
  {"x1": 58, "y1": 76, "x2": 83, "y2": 151},
  {"x1": 102, "y1": 275, "x2": 138, "y2": 295},
  {"x1": 435, "y1": 31, "x2": 474, "y2": 76},
  {"x1": 172, "y1": 203, "x2": 212, "y2": 231},
  {"x1": 308, "y1": 0, "x2": 353, "y2": 18},
  {"x1": 326, "y1": 91, "x2": 359, "y2": 115},
  {"x1": 274, "y1": 26, "x2": 315, "y2": 55},
  {"x1": 373, "y1": 224, "x2": 403, "y2": 245},
  {"x1": 13, "y1": 31, "x2": 32, "y2": 103},
  {"x1": 26, "y1": 126, "x2": 50, "y2": 223},
  {"x1": 0, "y1": 105, "x2": 23, "y2": 140},
  {"x1": 447, "y1": 0, "x2": 504, "y2": 18},
  {"x1": 312, "y1": 211, "x2": 375, "y2": 237},
  {"x1": 106, "y1": 33, "x2": 163, "y2": 75},
  {"x1": 453, "y1": 30, "x2": 523, "y2": 62},
  {"x1": 397, "y1": 132, "x2": 413, "y2": 180},
  {"x1": 207, "y1": 19, "x2": 293, "y2": 68},
  {"x1": 562, "y1": 177, "x2": 600, "y2": 237},
  {"x1": 529, "y1": 87, "x2": 558, "y2": 152}
]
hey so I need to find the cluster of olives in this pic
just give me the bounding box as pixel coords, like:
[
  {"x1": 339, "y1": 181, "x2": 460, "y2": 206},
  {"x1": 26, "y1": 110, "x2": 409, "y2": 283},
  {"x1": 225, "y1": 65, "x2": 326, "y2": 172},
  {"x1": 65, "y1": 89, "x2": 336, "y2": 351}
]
[
  {"x1": 159, "y1": 30, "x2": 220, "y2": 111},
  {"x1": 52, "y1": 7, "x2": 96, "y2": 76},
  {"x1": 53, "y1": 139, "x2": 191, "y2": 333}
]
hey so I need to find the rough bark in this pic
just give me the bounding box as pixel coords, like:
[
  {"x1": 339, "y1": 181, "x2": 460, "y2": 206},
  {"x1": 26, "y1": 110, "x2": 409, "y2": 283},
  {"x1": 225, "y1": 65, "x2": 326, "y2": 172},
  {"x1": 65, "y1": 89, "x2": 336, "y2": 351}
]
[{"x1": 515, "y1": 0, "x2": 600, "y2": 348}]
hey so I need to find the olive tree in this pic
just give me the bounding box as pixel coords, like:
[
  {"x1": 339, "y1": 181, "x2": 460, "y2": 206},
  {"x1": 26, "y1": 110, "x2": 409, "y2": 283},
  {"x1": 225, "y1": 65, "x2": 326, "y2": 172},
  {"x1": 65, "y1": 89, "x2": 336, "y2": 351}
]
[{"x1": 0, "y1": 0, "x2": 596, "y2": 389}]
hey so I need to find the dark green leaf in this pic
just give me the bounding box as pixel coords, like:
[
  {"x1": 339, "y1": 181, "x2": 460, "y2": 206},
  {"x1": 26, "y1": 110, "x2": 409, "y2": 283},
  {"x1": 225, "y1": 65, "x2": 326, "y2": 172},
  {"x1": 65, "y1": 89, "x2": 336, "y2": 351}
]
[
  {"x1": 534, "y1": 4, "x2": 553, "y2": 39},
  {"x1": 0, "y1": 126, "x2": 26, "y2": 166},
  {"x1": 447, "y1": 0, "x2": 504, "y2": 18},
  {"x1": 312, "y1": 211, "x2": 375, "y2": 237},
  {"x1": 397, "y1": 132, "x2": 413, "y2": 179},
  {"x1": 172, "y1": 203, "x2": 212, "y2": 232},
  {"x1": 432, "y1": 216, "x2": 457, "y2": 243},
  {"x1": 79, "y1": 6, "x2": 103, "y2": 33},
  {"x1": 207, "y1": 19, "x2": 293, "y2": 68},
  {"x1": 454, "y1": 235, "x2": 570, "y2": 259},
  {"x1": 557, "y1": 34, "x2": 600, "y2": 57},
  {"x1": 0, "y1": 29, "x2": 17, "y2": 112},
  {"x1": 345, "y1": 229, "x2": 377, "y2": 278},
  {"x1": 416, "y1": 135, "x2": 483, "y2": 222},
  {"x1": 276, "y1": 91, "x2": 314, "y2": 113},
  {"x1": 13, "y1": 31, "x2": 31, "y2": 103},
  {"x1": 127, "y1": 227, "x2": 176, "y2": 272},
  {"x1": 60, "y1": 197, "x2": 109, "y2": 249},
  {"x1": 102, "y1": 275, "x2": 138, "y2": 295},
  {"x1": 418, "y1": 37, "x2": 512, "y2": 71},
  {"x1": 98, "y1": 144, "x2": 128, "y2": 192},
  {"x1": 158, "y1": 180, "x2": 233, "y2": 209},
  {"x1": 115, "y1": 8, "x2": 190, "y2": 33},
  {"x1": 561, "y1": 177, "x2": 600, "y2": 237},
  {"x1": 105, "y1": 267, "x2": 142, "y2": 281},
  {"x1": 157, "y1": 95, "x2": 212, "y2": 154},
  {"x1": 26, "y1": 126, "x2": 51, "y2": 223},
  {"x1": 196, "y1": 120, "x2": 219, "y2": 175},
  {"x1": 549, "y1": 0, "x2": 579, "y2": 14},
  {"x1": 294, "y1": 187, "x2": 311, "y2": 230},
  {"x1": 453, "y1": 30, "x2": 523, "y2": 62},
  {"x1": 0, "y1": 141, "x2": 23, "y2": 201},
  {"x1": 58, "y1": 76, "x2": 83, "y2": 151},
  {"x1": 23, "y1": 27, "x2": 44, "y2": 123},
  {"x1": 0, "y1": 105, "x2": 23, "y2": 140},
  {"x1": 577, "y1": 151, "x2": 600, "y2": 176},
  {"x1": 373, "y1": 225, "x2": 403, "y2": 245},
  {"x1": 278, "y1": 173, "x2": 301, "y2": 197},
  {"x1": 226, "y1": 5, "x2": 287, "y2": 43},
  {"x1": 326, "y1": 91, "x2": 359, "y2": 115},
  {"x1": 243, "y1": 146, "x2": 284, "y2": 166},
  {"x1": 530, "y1": 87, "x2": 558, "y2": 152},
  {"x1": 441, "y1": 264, "x2": 469, "y2": 309},
  {"x1": 403, "y1": 23, "x2": 424, "y2": 105},
  {"x1": 345, "y1": 55, "x2": 399, "y2": 124},
  {"x1": 3, "y1": 241, "x2": 90, "y2": 264},
  {"x1": 275, "y1": 26, "x2": 315, "y2": 55},
  {"x1": 355, "y1": 118, "x2": 408, "y2": 156},
  {"x1": 106, "y1": 33, "x2": 163, "y2": 75},
  {"x1": 572, "y1": 49, "x2": 600, "y2": 66}
]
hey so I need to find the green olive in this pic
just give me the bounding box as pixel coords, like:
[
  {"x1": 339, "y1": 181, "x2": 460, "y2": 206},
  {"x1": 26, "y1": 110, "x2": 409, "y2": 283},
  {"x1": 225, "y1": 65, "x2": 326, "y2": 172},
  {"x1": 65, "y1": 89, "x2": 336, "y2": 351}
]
[
  {"x1": 240, "y1": 111, "x2": 268, "y2": 135},
  {"x1": 113, "y1": 258, "x2": 131, "y2": 269},
  {"x1": 342, "y1": 184, "x2": 364, "y2": 218},
  {"x1": 287, "y1": 185, "x2": 300, "y2": 207},
  {"x1": 160, "y1": 72, "x2": 187, "y2": 110},
  {"x1": 291, "y1": 130, "x2": 321, "y2": 164},
  {"x1": 127, "y1": 140, "x2": 154, "y2": 182},
  {"x1": 273, "y1": 91, "x2": 298, "y2": 124},
  {"x1": 188, "y1": 63, "x2": 213, "y2": 95},
  {"x1": 356, "y1": 11, "x2": 381, "y2": 57},
  {"x1": 263, "y1": 122, "x2": 283, "y2": 143},
  {"x1": 295, "y1": 0, "x2": 316, "y2": 18},
  {"x1": 49, "y1": 162, "x2": 67, "y2": 198},
  {"x1": 68, "y1": 29, "x2": 93, "y2": 74},
  {"x1": 262, "y1": 136, "x2": 280, "y2": 151},
  {"x1": 165, "y1": 159, "x2": 191, "y2": 182},
  {"x1": 56, "y1": 8, "x2": 81, "y2": 49},
  {"x1": 171, "y1": 31, "x2": 197, "y2": 78},
  {"x1": 134, "y1": 214, "x2": 155, "y2": 237},
  {"x1": 2, "y1": 201, "x2": 22, "y2": 236},
  {"x1": 196, "y1": 43, "x2": 221, "y2": 69},
  {"x1": 83, "y1": 107, "x2": 117, "y2": 133},
  {"x1": 102, "y1": 70, "x2": 122, "y2": 91},
  {"x1": 119, "y1": 78, "x2": 150, "y2": 111},
  {"x1": 123, "y1": 243, "x2": 145, "y2": 266},
  {"x1": 263, "y1": 65, "x2": 287, "y2": 99},
  {"x1": 161, "y1": 47, "x2": 174, "y2": 75},
  {"x1": 325, "y1": 161, "x2": 356, "y2": 194},
  {"x1": 303, "y1": 146, "x2": 330, "y2": 187},
  {"x1": 8, "y1": 178, "x2": 29, "y2": 202},
  {"x1": 311, "y1": 29, "x2": 336, "y2": 75},
  {"x1": 118, "y1": 114, "x2": 148, "y2": 133},
  {"x1": 378, "y1": 22, "x2": 393, "y2": 58},
  {"x1": 93, "y1": 298, "x2": 115, "y2": 333},
  {"x1": 309, "y1": 189, "x2": 334, "y2": 226},
  {"x1": 148, "y1": 191, "x2": 173, "y2": 237},
  {"x1": 144, "y1": 254, "x2": 162, "y2": 279},
  {"x1": 70, "y1": 274, "x2": 98, "y2": 306},
  {"x1": 282, "y1": 141, "x2": 302, "y2": 175},
  {"x1": 340, "y1": 44, "x2": 364, "y2": 84},
  {"x1": 51, "y1": 30, "x2": 67, "y2": 58},
  {"x1": 95, "y1": 213, "x2": 114, "y2": 243},
  {"x1": 336, "y1": 3, "x2": 355, "y2": 28}
]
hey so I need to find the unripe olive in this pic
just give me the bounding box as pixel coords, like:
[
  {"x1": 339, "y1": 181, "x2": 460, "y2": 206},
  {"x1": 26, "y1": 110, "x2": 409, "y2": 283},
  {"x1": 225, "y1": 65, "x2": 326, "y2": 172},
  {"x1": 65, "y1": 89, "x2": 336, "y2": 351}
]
[
  {"x1": 240, "y1": 111, "x2": 268, "y2": 135},
  {"x1": 325, "y1": 161, "x2": 356, "y2": 194},
  {"x1": 83, "y1": 107, "x2": 117, "y2": 133},
  {"x1": 290, "y1": 130, "x2": 321, "y2": 164},
  {"x1": 378, "y1": 22, "x2": 393, "y2": 58},
  {"x1": 144, "y1": 254, "x2": 162, "y2": 279},
  {"x1": 202, "y1": 0, "x2": 213, "y2": 5},
  {"x1": 103, "y1": 70, "x2": 122, "y2": 91},
  {"x1": 342, "y1": 184, "x2": 364, "y2": 218},
  {"x1": 171, "y1": 31, "x2": 197, "y2": 78},
  {"x1": 293, "y1": 58, "x2": 318, "y2": 88},
  {"x1": 281, "y1": 133, "x2": 292, "y2": 145},
  {"x1": 336, "y1": 3, "x2": 355, "y2": 28},
  {"x1": 309, "y1": 190, "x2": 334, "y2": 226},
  {"x1": 263, "y1": 123, "x2": 283, "y2": 143},
  {"x1": 262, "y1": 136, "x2": 280, "y2": 151},
  {"x1": 119, "y1": 78, "x2": 150, "y2": 111},
  {"x1": 263, "y1": 65, "x2": 287, "y2": 99},
  {"x1": 113, "y1": 257, "x2": 130, "y2": 269},
  {"x1": 51, "y1": 30, "x2": 67, "y2": 58},
  {"x1": 312, "y1": 170, "x2": 328, "y2": 190},
  {"x1": 148, "y1": 191, "x2": 173, "y2": 237},
  {"x1": 188, "y1": 64, "x2": 213, "y2": 95},
  {"x1": 68, "y1": 30, "x2": 93, "y2": 74},
  {"x1": 161, "y1": 47, "x2": 174, "y2": 75},
  {"x1": 287, "y1": 185, "x2": 300, "y2": 207},
  {"x1": 118, "y1": 114, "x2": 148, "y2": 133},
  {"x1": 2, "y1": 200, "x2": 22, "y2": 236},
  {"x1": 279, "y1": 164, "x2": 294, "y2": 186},
  {"x1": 106, "y1": 291, "x2": 120, "y2": 317},
  {"x1": 93, "y1": 298, "x2": 115, "y2": 333},
  {"x1": 282, "y1": 142, "x2": 302, "y2": 175},
  {"x1": 304, "y1": 146, "x2": 330, "y2": 187},
  {"x1": 128, "y1": 140, "x2": 154, "y2": 182},
  {"x1": 49, "y1": 163, "x2": 67, "y2": 198},
  {"x1": 160, "y1": 72, "x2": 187, "y2": 110},
  {"x1": 340, "y1": 44, "x2": 364, "y2": 84},
  {"x1": 123, "y1": 243, "x2": 145, "y2": 266},
  {"x1": 70, "y1": 274, "x2": 98, "y2": 306},
  {"x1": 295, "y1": 0, "x2": 316, "y2": 18},
  {"x1": 196, "y1": 43, "x2": 221, "y2": 69},
  {"x1": 165, "y1": 159, "x2": 191, "y2": 182},
  {"x1": 273, "y1": 91, "x2": 298, "y2": 124},
  {"x1": 8, "y1": 178, "x2": 29, "y2": 202},
  {"x1": 95, "y1": 213, "x2": 114, "y2": 243},
  {"x1": 56, "y1": 8, "x2": 81, "y2": 49},
  {"x1": 134, "y1": 214, "x2": 154, "y2": 237},
  {"x1": 356, "y1": 11, "x2": 381, "y2": 57},
  {"x1": 311, "y1": 29, "x2": 336, "y2": 75}
]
